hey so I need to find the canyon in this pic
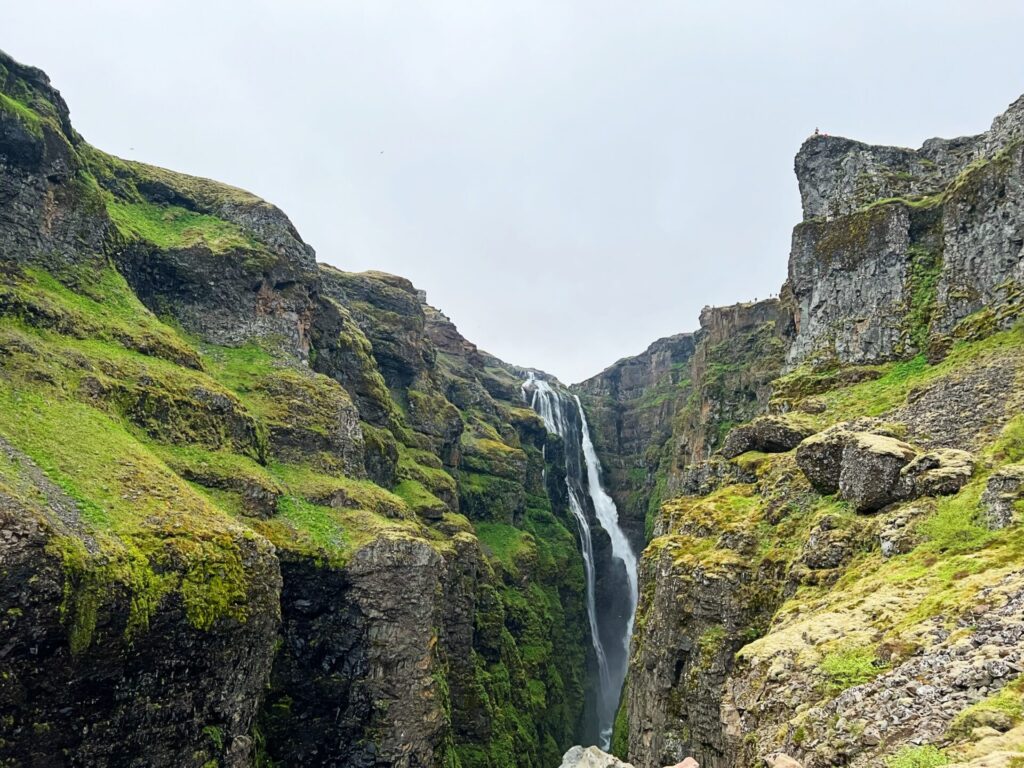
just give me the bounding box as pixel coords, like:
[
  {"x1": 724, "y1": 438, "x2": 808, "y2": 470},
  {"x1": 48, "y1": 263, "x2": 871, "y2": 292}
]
[{"x1": 2, "y1": 46, "x2": 1024, "y2": 768}]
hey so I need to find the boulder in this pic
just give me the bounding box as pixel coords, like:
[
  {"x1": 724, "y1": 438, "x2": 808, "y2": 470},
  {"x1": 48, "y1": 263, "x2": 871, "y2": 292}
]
[
  {"x1": 838, "y1": 432, "x2": 917, "y2": 512},
  {"x1": 981, "y1": 464, "x2": 1024, "y2": 529},
  {"x1": 721, "y1": 416, "x2": 815, "y2": 459},
  {"x1": 768, "y1": 755, "x2": 804, "y2": 768},
  {"x1": 897, "y1": 449, "x2": 975, "y2": 499},
  {"x1": 559, "y1": 746, "x2": 635, "y2": 768},
  {"x1": 795, "y1": 426, "x2": 854, "y2": 494}
]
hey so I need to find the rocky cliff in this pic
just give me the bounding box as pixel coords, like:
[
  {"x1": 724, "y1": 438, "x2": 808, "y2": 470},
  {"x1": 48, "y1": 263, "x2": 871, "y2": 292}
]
[
  {"x1": 0, "y1": 50, "x2": 590, "y2": 768},
  {"x1": 611, "y1": 93, "x2": 1024, "y2": 768}
]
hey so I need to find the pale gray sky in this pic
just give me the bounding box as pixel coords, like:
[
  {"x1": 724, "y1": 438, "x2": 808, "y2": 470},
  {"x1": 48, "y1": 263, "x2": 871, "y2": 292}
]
[{"x1": 5, "y1": 2, "x2": 1024, "y2": 382}]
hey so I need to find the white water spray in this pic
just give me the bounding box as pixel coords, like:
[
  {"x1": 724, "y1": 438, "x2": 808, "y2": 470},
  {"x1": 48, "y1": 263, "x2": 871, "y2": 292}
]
[{"x1": 522, "y1": 373, "x2": 638, "y2": 749}]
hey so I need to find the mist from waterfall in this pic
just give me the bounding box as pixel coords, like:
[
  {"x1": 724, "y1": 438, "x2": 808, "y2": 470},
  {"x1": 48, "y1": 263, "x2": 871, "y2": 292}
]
[{"x1": 522, "y1": 373, "x2": 638, "y2": 749}]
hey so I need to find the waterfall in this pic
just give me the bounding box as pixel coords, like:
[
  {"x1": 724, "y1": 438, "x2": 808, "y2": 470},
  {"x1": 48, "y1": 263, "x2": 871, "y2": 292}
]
[{"x1": 522, "y1": 372, "x2": 638, "y2": 749}]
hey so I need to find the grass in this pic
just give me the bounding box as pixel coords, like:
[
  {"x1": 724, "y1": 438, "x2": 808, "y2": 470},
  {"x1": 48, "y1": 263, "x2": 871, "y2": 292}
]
[
  {"x1": 789, "y1": 322, "x2": 1024, "y2": 424},
  {"x1": 906, "y1": 244, "x2": 942, "y2": 350},
  {"x1": 107, "y1": 200, "x2": 262, "y2": 256},
  {"x1": 0, "y1": 379, "x2": 258, "y2": 645},
  {"x1": 0, "y1": 91, "x2": 46, "y2": 137},
  {"x1": 820, "y1": 645, "x2": 888, "y2": 693},
  {"x1": 2, "y1": 264, "x2": 201, "y2": 368},
  {"x1": 475, "y1": 521, "x2": 536, "y2": 575},
  {"x1": 274, "y1": 495, "x2": 347, "y2": 551},
  {"x1": 885, "y1": 745, "x2": 949, "y2": 768}
]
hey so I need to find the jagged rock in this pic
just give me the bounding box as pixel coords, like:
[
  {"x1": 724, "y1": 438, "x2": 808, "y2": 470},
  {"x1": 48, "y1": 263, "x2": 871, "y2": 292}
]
[
  {"x1": 559, "y1": 745, "x2": 635, "y2": 768},
  {"x1": 896, "y1": 449, "x2": 975, "y2": 499},
  {"x1": 768, "y1": 755, "x2": 804, "y2": 768},
  {"x1": 895, "y1": 358, "x2": 1023, "y2": 451},
  {"x1": 982, "y1": 465, "x2": 1024, "y2": 529},
  {"x1": 720, "y1": 416, "x2": 815, "y2": 459},
  {"x1": 798, "y1": 515, "x2": 858, "y2": 570}
]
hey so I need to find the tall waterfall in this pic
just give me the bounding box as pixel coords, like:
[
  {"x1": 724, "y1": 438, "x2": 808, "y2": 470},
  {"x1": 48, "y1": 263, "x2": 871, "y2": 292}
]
[{"x1": 522, "y1": 373, "x2": 638, "y2": 749}]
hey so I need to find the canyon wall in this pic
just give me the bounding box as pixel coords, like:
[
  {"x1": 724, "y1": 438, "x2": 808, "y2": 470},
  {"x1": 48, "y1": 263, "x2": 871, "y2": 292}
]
[
  {"x1": 610, "y1": 92, "x2": 1024, "y2": 768},
  {"x1": 0, "y1": 50, "x2": 589, "y2": 768}
]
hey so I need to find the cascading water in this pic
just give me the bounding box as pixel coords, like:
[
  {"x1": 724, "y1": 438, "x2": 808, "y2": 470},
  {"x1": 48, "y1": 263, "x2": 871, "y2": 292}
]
[{"x1": 522, "y1": 372, "x2": 638, "y2": 749}]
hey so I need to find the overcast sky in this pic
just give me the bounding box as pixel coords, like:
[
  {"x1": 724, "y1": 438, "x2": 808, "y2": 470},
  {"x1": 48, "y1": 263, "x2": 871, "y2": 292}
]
[{"x1": 5, "y1": 2, "x2": 1024, "y2": 382}]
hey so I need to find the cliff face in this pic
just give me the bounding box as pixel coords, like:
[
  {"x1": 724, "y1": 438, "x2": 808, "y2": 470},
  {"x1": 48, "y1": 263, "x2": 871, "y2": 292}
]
[
  {"x1": 0, "y1": 50, "x2": 588, "y2": 768},
  {"x1": 616, "y1": 93, "x2": 1024, "y2": 768},
  {"x1": 786, "y1": 97, "x2": 1024, "y2": 368},
  {"x1": 573, "y1": 333, "x2": 697, "y2": 549}
]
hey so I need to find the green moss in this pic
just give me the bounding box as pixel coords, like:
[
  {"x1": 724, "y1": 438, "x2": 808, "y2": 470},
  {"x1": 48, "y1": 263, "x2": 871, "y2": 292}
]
[
  {"x1": 0, "y1": 381, "x2": 256, "y2": 645},
  {"x1": 610, "y1": 697, "x2": 629, "y2": 759},
  {"x1": 906, "y1": 244, "x2": 942, "y2": 350},
  {"x1": 475, "y1": 522, "x2": 536, "y2": 575},
  {"x1": 0, "y1": 91, "x2": 46, "y2": 137},
  {"x1": 917, "y1": 483, "x2": 993, "y2": 556},
  {"x1": 202, "y1": 725, "x2": 224, "y2": 751},
  {"x1": 269, "y1": 461, "x2": 408, "y2": 518},
  {"x1": 394, "y1": 478, "x2": 448, "y2": 517},
  {"x1": 1, "y1": 264, "x2": 202, "y2": 368},
  {"x1": 820, "y1": 645, "x2": 888, "y2": 694},
  {"x1": 107, "y1": 200, "x2": 262, "y2": 257},
  {"x1": 949, "y1": 678, "x2": 1024, "y2": 739},
  {"x1": 885, "y1": 745, "x2": 949, "y2": 768},
  {"x1": 990, "y1": 415, "x2": 1024, "y2": 464},
  {"x1": 797, "y1": 322, "x2": 1024, "y2": 423},
  {"x1": 275, "y1": 495, "x2": 346, "y2": 552}
]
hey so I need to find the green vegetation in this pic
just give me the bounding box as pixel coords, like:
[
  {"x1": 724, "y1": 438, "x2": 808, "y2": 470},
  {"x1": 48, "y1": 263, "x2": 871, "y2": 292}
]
[
  {"x1": 107, "y1": 200, "x2": 261, "y2": 256},
  {"x1": 820, "y1": 645, "x2": 887, "y2": 693},
  {"x1": 950, "y1": 678, "x2": 1024, "y2": 739},
  {"x1": 885, "y1": 745, "x2": 949, "y2": 768},
  {"x1": 906, "y1": 244, "x2": 943, "y2": 350},
  {"x1": 780, "y1": 322, "x2": 1024, "y2": 424},
  {"x1": 0, "y1": 90, "x2": 46, "y2": 136}
]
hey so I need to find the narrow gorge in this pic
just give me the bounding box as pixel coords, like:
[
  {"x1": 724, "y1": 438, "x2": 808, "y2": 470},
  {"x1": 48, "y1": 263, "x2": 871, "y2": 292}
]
[
  {"x1": 523, "y1": 374, "x2": 638, "y2": 749},
  {"x1": 2, "y1": 44, "x2": 1024, "y2": 768}
]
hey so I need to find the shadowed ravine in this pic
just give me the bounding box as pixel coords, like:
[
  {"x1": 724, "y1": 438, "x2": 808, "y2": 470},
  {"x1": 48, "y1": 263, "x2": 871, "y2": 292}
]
[{"x1": 523, "y1": 373, "x2": 638, "y2": 749}]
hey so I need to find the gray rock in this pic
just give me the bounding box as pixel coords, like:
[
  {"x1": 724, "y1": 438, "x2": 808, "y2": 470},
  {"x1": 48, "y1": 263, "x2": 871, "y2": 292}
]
[
  {"x1": 981, "y1": 464, "x2": 1024, "y2": 529},
  {"x1": 896, "y1": 449, "x2": 975, "y2": 499},
  {"x1": 721, "y1": 416, "x2": 815, "y2": 459},
  {"x1": 559, "y1": 745, "x2": 635, "y2": 768},
  {"x1": 796, "y1": 428, "x2": 917, "y2": 511},
  {"x1": 796, "y1": 426, "x2": 854, "y2": 494}
]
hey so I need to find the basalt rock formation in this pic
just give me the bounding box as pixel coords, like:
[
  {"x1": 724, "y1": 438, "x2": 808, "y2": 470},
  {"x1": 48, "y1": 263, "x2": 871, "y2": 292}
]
[{"x1": 0, "y1": 50, "x2": 589, "y2": 768}]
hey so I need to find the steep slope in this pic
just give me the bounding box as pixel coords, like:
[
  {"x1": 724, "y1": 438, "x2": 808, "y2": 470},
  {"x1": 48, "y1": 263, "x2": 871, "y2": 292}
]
[
  {"x1": 0, "y1": 50, "x2": 589, "y2": 768},
  {"x1": 608, "y1": 94, "x2": 1024, "y2": 768}
]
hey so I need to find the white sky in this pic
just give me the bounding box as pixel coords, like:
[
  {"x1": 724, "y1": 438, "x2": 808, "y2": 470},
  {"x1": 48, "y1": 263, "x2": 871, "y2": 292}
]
[{"x1": 5, "y1": 1, "x2": 1024, "y2": 382}]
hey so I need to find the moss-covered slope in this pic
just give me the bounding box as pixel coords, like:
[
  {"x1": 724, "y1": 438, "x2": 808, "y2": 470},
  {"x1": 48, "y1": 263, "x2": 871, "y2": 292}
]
[{"x1": 0, "y1": 48, "x2": 588, "y2": 768}]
